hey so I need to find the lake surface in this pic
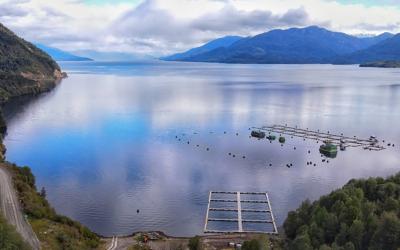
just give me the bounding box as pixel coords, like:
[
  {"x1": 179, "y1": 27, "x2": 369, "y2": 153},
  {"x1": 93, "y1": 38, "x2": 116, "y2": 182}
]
[{"x1": 4, "y1": 61, "x2": 400, "y2": 236}]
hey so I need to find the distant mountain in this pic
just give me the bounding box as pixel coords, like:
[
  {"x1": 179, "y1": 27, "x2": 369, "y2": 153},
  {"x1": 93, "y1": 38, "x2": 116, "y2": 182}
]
[
  {"x1": 334, "y1": 34, "x2": 400, "y2": 64},
  {"x1": 163, "y1": 26, "x2": 394, "y2": 64},
  {"x1": 35, "y1": 44, "x2": 92, "y2": 61},
  {"x1": 162, "y1": 36, "x2": 243, "y2": 61},
  {"x1": 359, "y1": 61, "x2": 400, "y2": 68},
  {"x1": 0, "y1": 23, "x2": 65, "y2": 104},
  {"x1": 72, "y1": 50, "x2": 155, "y2": 62}
]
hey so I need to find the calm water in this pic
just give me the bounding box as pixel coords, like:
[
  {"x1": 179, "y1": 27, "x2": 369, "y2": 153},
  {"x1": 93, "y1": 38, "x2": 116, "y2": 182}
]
[{"x1": 4, "y1": 61, "x2": 400, "y2": 236}]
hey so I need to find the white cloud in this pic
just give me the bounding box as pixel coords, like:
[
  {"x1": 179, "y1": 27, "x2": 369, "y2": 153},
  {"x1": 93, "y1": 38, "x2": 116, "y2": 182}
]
[{"x1": 1, "y1": 0, "x2": 400, "y2": 56}]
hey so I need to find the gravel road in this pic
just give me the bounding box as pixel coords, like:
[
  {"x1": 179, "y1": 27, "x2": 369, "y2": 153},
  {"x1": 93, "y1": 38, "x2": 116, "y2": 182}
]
[{"x1": 0, "y1": 165, "x2": 41, "y2": 250}]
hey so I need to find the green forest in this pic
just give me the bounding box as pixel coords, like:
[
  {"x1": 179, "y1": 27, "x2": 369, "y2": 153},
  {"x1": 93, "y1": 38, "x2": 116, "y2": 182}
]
[{"x1": 283, "y1": 172, "x2": 400, "y2": 250}]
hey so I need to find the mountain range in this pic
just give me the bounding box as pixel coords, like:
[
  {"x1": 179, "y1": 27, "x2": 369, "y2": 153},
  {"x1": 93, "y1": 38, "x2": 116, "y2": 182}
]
[
  {"x1": 35, "y1": 44, "x2": 93, "y2": 61},
  {"x1": 163, "y1": 26, "x2": 397, "y2": 64}
]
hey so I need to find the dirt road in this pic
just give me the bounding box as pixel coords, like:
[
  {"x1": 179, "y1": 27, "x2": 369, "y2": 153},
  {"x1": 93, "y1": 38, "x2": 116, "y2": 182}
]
[{"x1": 0, "y1": 165, "x2": 41, "y2": 250}]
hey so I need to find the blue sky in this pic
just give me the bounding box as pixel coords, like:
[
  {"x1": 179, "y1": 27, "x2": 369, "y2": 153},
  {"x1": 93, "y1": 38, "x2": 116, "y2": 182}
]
[{"x1": 1, "y1": 0, "x2": 399, "y2": 55}]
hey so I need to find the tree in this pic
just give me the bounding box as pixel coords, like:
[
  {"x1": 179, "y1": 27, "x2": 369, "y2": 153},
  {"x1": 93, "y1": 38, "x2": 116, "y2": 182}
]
[
  {"x1": 347, "y1": 220, "x2": 364, "y2": 250},
  {"x1": 370, "y1": 212, "x2": 400, "y2": 250},
  {"x1": 40, "y1": 187, "x2": 46, "y2": 198}
]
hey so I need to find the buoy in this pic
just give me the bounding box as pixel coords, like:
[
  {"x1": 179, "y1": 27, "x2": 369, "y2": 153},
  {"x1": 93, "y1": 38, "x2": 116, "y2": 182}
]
[
  {"x1": 187, "y1": 142, "x2": 190, "y2": 144},
  {"x1": 224, "y1": 131, "x2": 227, "y2": 134},
  {"x1": 197, "y1": 145, "x2": 199, "y2": 147},
  {"x1": 236, "y1": 133, "x2": 239, "y2": 136},
  {"x1": 137, "y1": 209, "x2": 140, "y2": 213},
  {"x1": 242, "y1": 156, "x2": 246, "y2": 159},
  {"x1": 269, "y1": 164, "x2": 272, "y2": 167},
  {"x1": 233, "y1": 155, "x2": 236, "y2": 158},
  {"x1": 314, "y1": 164, "x2": 316, "y2": 166},
  {"x1": 206, "y1": 148, "x2": 210, "y2": 151},
  {"x1": 308, "y1": 150, "x2": 310, "y2": 154},
  {"x1": 229, "y1": 153, "x2": 231, "y2": 155},
  {"x1": 294, "y1": 147, "x2": 296, "y2": 150}
]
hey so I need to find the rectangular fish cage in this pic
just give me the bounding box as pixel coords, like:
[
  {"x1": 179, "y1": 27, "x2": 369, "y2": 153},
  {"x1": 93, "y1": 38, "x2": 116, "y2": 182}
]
[{"x1": 204, "y1": 191, "x2": 278, "y2": 234}]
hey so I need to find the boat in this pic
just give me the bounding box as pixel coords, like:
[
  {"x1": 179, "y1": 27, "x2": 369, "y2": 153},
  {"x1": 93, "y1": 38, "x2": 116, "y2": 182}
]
[
  {"x1": 319, "y1": 141, "x2": 338, "y2": 158},
  {"x1": 251, "y1": 130, "x2": 266, "y2": 139}
]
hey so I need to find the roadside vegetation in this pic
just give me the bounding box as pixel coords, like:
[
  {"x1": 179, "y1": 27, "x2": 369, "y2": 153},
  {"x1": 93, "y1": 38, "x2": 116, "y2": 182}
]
[
  {"x1": 5, "y1": 162, "x2": 102, "y2": 250},
  {"x1": 0, "y1": 213, "x2": 30, "y2": 250},
  {"x1": 283, "y1": 172, "x2": 400, "y2": 250}
]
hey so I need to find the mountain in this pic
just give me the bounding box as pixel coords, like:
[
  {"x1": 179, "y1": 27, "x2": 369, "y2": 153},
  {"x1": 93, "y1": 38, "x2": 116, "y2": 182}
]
[
  {"x1": 0, "y1": 23, "x2": 65, "y2": 104},
  {"x1": 163, "y1": 26, "x2": 394, "y2": 64},
  {"x1": 72, "y1": 50, "x2": 155, "y2": 62},
  {"x1": 359, "y1": 61, "x2": 400, "y2": 68},
  {"x1": 35, "y1": 44, "x2": 92, "y2": 61},
  {"x1": 162, "y1": 36, "x2": 243, "y2": 61},
  {"x1": 334, "y1": 34, "x2": 400, "y2": 64}
]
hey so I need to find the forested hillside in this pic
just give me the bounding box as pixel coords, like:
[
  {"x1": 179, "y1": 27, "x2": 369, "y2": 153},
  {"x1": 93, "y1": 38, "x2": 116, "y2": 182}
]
[{"x1": 284, "y1": 173, "x2": 400, "y2": 250}]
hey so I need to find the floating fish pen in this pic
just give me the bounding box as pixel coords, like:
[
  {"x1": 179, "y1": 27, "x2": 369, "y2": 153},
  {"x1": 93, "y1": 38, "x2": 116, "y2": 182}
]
[
  {"x1": 252, "y1": 125, "x2": 385, "y2": 151},
  {"x1": 204, "y1": 191, "x2": 278, "y2": 234}
]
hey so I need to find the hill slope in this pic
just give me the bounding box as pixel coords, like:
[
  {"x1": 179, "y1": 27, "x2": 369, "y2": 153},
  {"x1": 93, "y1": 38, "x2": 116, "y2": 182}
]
[
  {"x1": 162, "y1": 36, "x2": 243, "y2": 61},
  {"x1": 35, "y1": 43, "x2": 92, "y2": 61},
  {"x1": 284, "y1": 172, "x2": 400, "y2": 250},
  {"x1": 0, "y1": 23, "x2": 65, "y2": 104},
  {"x1": 335, "y1": 34, "x2": 400, "y2": 64},
  {"x1": 163, "y1": 26, "x2": 394, "y2": 64}
]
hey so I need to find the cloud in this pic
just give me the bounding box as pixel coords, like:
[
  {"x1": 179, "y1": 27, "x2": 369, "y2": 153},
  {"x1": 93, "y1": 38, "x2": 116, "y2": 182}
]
[
  {"x1": 1, "y1": 0, "x2": 400, "y2": 56},
  {"x1": 191, "y1": 6, "x2": 310, "y2": 33},
  {"x1": 0, "y1": 1, "x2": 29, "y2": 17}
]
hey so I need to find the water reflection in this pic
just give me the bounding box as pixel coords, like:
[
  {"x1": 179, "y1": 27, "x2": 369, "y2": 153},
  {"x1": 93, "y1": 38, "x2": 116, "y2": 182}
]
[{"x1": 3, "y1": 62, "x2": 400, "y2": 236}]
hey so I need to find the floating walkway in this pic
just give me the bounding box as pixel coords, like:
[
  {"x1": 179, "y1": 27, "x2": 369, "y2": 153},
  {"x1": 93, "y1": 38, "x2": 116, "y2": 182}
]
[
  {"x1": 253, "y1": 125, "x2": 385, "y2": 151},
  {"x1": 204, "y1": 191, "x2": 278, "y2": 234}
]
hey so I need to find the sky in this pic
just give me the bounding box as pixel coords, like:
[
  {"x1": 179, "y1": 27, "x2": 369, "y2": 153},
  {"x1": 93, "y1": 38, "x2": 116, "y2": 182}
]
[{"x1": 1, "y1": 0, "x2": 400, "y2": 56}]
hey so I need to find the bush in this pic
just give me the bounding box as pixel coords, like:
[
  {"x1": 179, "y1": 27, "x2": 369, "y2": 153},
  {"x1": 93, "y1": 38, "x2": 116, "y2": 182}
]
[
  {"x1": 242, "y1": 239, "x2": 261, "y2": 250},
  {"x1": 188, "y1": 236, "x2": 201, "y2": 250}
]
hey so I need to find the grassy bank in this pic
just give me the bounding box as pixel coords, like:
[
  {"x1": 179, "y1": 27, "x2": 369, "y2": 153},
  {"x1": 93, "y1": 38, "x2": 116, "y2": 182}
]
[{"x1": 4, "y1": 162, "x2": 103, "y2": 250}]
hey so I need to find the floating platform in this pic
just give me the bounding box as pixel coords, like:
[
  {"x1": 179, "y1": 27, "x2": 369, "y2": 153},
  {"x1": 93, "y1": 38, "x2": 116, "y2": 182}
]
[
  {"x1": 204, "y1": 191, "x2": 278, "y2": 234},
  {"x1": 253, "y1": 125, "x2": 385, "y2": 151}
]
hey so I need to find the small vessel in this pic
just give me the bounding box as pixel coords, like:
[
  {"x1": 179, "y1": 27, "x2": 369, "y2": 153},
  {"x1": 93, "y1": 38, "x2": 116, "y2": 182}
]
[
  {"x1": 267, "y1": 135, "x2": 276, "y2": 141},
  {"x1": 251, "y1": 130, "x2": 266, "y2": 139},
  {"x1": 340, "y1": 143, "x2": 346, "y2": 151},
  {"x1": 319, "y1": 141, "x2": 338, "y2": 158}
]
